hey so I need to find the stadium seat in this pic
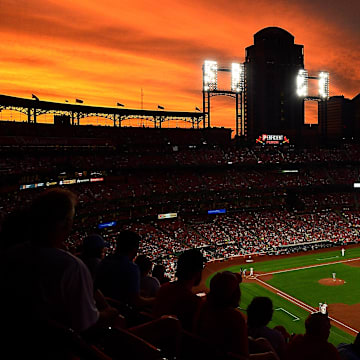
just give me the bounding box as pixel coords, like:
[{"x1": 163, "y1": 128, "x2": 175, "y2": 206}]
[
  {"x1": 100, "y1": 327, "x2": 163, "y2": 360},
  {"x1": 179, "y1": 330, "x2": 247, "y2": 360}
]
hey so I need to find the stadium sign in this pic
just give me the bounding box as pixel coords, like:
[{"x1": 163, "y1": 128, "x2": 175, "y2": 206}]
[
  {"x1": 208, "y1": 209, "x2": 226, "y2": 214},
  {"x1": 256, "y1": 134, "x2": 290, "y2": 145},
  {"x1": 19, "y1": 182, "x2": 45, "y2": 190},
  {"x1": 158, "y1": 213, "x2": 177, "y2": 220},
  {"x1": 98, "y1": 221, "x2": 117, "y2": 229},
  {"x1": 90, "y1": 177, "x2": 104, "y2": 182}
]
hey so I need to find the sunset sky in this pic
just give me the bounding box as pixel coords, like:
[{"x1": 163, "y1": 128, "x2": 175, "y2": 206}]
[{"x1": 1, "y1": 0, "x2": 360, "y2": 129}]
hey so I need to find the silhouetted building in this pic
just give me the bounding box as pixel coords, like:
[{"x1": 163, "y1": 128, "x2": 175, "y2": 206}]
[
  {"x1": 318, "y1": 96, "x2": 352, "y2": 140},
  {"x1": 245, "y1": 27, "x2": 304, "y2": 140},
  {"x1": 352, "y1": 94, "x2": 360, "y2": 136}
]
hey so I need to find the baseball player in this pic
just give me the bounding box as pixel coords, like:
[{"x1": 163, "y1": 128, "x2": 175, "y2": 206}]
[{"x1": 320, "y1": 302, "x2": 328, "y2": 315}]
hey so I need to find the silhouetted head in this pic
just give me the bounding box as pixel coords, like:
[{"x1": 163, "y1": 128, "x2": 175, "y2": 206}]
[
  {"x1": 208, "y1": 271, "x2": 242, "y2": 308},
  {"x1": 176, "y1": 248, "x2": 204, "y2": 285},
  {"x1": 247, "y1": 297, "x2": 274, "y2": 328},
  {"x1": 29, "y1": 188, "x2": 77, "y2": 247},
  {"x1": 82, "y1": 233, "x2": 106, "y2": 259},
  {"x1": 152, "y1": 264, "x2": 169, "y2": 284},
  {"x1": 115, "y1": 230, "x2": 140, "y2": 260},
  {"x1": 353, "y1": 332, "x2": 360, "y2": 354},
  {"x1": 305, "y1": 312, "x2": 331, "y2": 340},
  {"x1": 135, "y1": 254, "x2": 153, "y2": 277}
]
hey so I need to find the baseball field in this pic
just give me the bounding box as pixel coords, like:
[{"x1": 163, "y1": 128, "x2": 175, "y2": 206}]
[{"x1": 201, "y1": 245, "x2": 360, "y2": 346}]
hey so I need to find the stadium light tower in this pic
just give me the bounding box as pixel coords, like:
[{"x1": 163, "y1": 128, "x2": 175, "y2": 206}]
[
  {"x1": 231, "y1": 63, "x2": 245, "y2": 92},
  {"x1": 296, "y1": 69, "x2": 308, "y2": 98},
  {"x1": 203, "y1": 60, "x2": 218, "y2": 91},
  {"x1": 318, "y1": 71, "x2": 329, "y2": 99},
  {"x1": 296, "y1": 69, "x2": 330, "y2": 139},
  {"x1": 202, "y1": 60, "x2": 246, "y2": 137}
]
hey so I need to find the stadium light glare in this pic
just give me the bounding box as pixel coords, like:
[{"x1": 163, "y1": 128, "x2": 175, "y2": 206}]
[
  {"x1": 296, "y1": 69, "x2": 308, "y2": 97},
  {"x1": 318, "y1": 71, "x2": 329, "y2": 99},
  {"x1": 203, "y1": 60, "x2": 217, "y2": 91},
  {"x1": 231, "y1": 63, "x2": 245, "y2": 92}
]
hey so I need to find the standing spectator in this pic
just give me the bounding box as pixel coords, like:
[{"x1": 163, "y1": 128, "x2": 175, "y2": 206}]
[
  {"x1": 286, "y1": 312, "x2": 340, "y2": 360},
  {"x1": 152, "y1": 248, "x2": 204, "y2": 331}
]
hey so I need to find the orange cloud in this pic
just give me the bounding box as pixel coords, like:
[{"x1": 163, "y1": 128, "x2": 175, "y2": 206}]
[{"x1": 0, "y1": 0, "x2": 359, "y2": 131}]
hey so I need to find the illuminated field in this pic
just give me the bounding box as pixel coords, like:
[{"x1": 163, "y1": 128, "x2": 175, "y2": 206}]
[{"x1": 205, "y1": 247, "x2": 360, "y2": 346}]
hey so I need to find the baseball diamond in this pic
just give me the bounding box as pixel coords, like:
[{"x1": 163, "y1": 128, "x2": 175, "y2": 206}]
[{"x1": 200, "y1": 245, "x2": 360, "y2": 346}]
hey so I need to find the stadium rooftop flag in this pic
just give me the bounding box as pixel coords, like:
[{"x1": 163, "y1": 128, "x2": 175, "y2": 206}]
[
  {"x1": 32, "y1": 94, "x2": 39, "y2": 101},
  {"x1": 117, "y1": 103, "x2": 124, "y2": 107},
  {"x1": 157, "y1": 105, "x2": 164, "y2": 110},
  {"x1": 75, "y1": 99, "x2": 84, "y2": 104}
]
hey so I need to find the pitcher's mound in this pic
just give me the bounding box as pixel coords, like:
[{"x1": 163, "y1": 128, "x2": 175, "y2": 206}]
[{"x1": 318, "y1": 278, "x2": 345, "y2": 286}]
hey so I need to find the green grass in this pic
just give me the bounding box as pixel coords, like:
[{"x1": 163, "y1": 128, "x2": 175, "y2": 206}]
[
  {"x1": 204, "y1": 247, "x2": 360, "y2": 346},
  {"x1": 219, "y1": 247, "x2": 360, "y2": 278},
  {"x1": 267, "y1": 263, "x2": 360, "y2": 307},
  {"x1": 238, "y1": 283, "x2": 354, "y2": 346}
]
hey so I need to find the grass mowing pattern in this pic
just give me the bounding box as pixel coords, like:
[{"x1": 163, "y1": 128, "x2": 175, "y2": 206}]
[{"x1": 204, "y1": 247, "x2": 360, "y2": 346}]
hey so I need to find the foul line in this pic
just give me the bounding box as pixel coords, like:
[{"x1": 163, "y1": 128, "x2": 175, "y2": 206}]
[
  {"x1": 257, "y1": 257, "x2": 360, "y2": 277},
  {"x1": 316, "y1": 256, "x2": 339, "y2": 261},
  {"x1": 255, "y1": 277, "x2": 359, "y2": 335}
]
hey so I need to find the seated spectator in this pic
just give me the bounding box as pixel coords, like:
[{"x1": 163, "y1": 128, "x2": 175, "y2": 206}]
[
  {"x1": 78, "y1": 233, "x2": 106, "y2": 281},
  {"x1": 2, "y1": 188, "x2": 119, "y2": 358},
  {"x1": 337, "y1": 332, "x2": 360, "y2": 360},
  {"x1": 194, "y1": 271, "x2": 279, "y2": 360},
  {"x1": 194, "y1": 271, "x2": 248, "y2": 357},
  {"x1": 152, "y1": 264, "x2": 170, "y2": 284},
  {"x1": 286, "y1": 312, "x2": 340, "y2": 360},
  {"x1": 96, "y1": 230, "x2": 153, "y2": 311},
  {"x1": 152, "y1": 248, "x2": 204, "y2": 331},
  {"x1": 273, "y1": 325, "x2": 291, "y2": 344},
  {"x1": 247, "y1": 297, "x2": 286, "y2": 359},
  {"x1": 135, "y1": 254, "x2": 160, "y2": 298}
]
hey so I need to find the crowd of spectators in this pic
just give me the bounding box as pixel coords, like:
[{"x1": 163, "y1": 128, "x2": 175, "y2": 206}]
[
  {"x1": 2, "y1": 188, "x2": 352, "y2": 358},
  {"x1": 2, "y1": 122, "x2": 360, "y2": 358}
]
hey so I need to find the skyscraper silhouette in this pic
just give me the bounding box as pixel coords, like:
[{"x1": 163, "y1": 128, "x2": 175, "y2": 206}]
[{"x1": 245, "y1": 27, "x2": 304, "y2": 140}]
